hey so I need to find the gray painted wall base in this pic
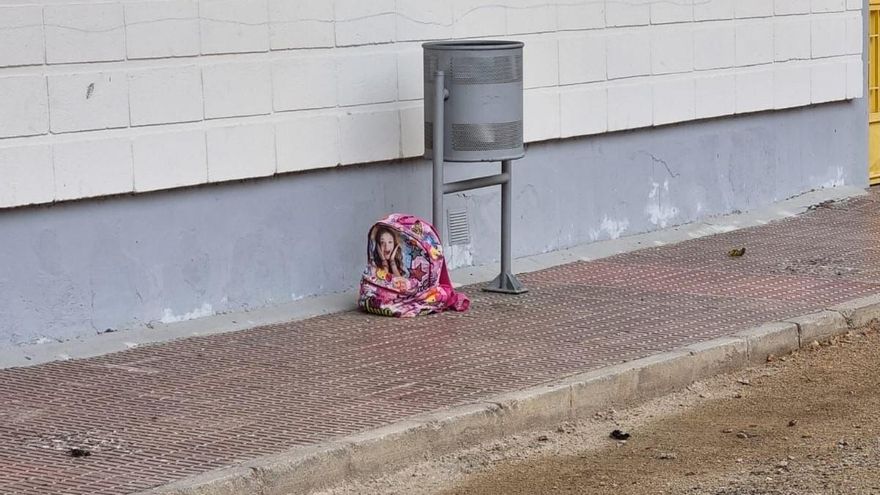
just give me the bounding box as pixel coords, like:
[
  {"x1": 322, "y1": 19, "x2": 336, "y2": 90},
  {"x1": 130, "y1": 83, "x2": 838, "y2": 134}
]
[{"x1": 0, "y1": 101, "x2": 867, "y2": 350}]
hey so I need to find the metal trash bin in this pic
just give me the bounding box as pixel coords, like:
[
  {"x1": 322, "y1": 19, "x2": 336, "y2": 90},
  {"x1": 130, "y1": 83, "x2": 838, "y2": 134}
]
[{"x1": 423, "y1": 40, "x2": 524, "y2": 163}]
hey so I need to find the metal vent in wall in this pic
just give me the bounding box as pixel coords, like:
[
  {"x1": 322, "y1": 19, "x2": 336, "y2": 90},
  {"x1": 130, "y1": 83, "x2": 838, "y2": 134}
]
[{"x1": 446, "y1": 208, "x2": 471, "y2": 245}]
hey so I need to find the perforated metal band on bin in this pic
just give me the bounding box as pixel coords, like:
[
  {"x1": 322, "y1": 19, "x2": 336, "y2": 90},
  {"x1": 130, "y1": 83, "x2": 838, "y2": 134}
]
[
  {"x1": 424, "y1": 55, "x2": 523, "y2": 85},
  {"x1": 450, "y1": 55, "x2": 523, "y2": 84},
  {"x1": 451, "y1": 121, "x2": 523, "y2": 151}
]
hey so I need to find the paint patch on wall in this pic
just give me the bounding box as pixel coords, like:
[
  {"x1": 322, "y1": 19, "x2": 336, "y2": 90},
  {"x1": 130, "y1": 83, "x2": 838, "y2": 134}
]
[
  {"x1": 646, "y1": 179, "x2": 679, "y2": 228},
  {"x1": 818, "y1": 167, "x2": 846, "y2": 189},
  {"x1": 589, "y1": 215, "x2": 630, "y2": 241},
  {"x1": 447, "y1": 243, "x2": 475, "y2": 270},
  {"x1": 160, "y1": 303, "x2": 213, "y2": 324}
]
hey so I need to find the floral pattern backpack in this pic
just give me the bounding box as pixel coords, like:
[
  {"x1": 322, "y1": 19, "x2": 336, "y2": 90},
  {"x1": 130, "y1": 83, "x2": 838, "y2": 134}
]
[{"x1": 358, "y1": 214, "x2": 470, "y2": 317}]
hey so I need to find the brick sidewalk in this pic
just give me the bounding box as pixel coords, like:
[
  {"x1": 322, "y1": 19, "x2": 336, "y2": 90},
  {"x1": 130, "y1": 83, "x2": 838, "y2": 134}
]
[{"x1": 4, "y1": 190, "x2": 880, "y2": 495}]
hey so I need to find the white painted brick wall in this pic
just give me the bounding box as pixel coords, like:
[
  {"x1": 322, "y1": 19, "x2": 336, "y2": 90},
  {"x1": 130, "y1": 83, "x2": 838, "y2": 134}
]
[
  {"x1": 775, "y1": 0, "x2": 811, "y2": 15},
  {"x1": 276, "y1": 113, "x2": 341, "y2": 173},
  {"x1": 337, "y1": 52, "x2": 398, "y2": 106},
  {"x1": 607, "y1": 82, "x2": 652, "y2": 131},
  {"x1": 335, "y1": 0, "x2": 395, "y2": 47},
  {"x1": 846, "y1": 56, "x2": 864, "y2": 99},
  {"x1": 694, "y1": 0, "x2": 734, "y2": 21},
  {"x1": 523, "y1": 35, "x2": 560, "y2": 89},
  {"x1": 845, "y1": 11, "x2": 864, "y2": 55},
  {"x1": 0, "y1": 0, "x2": 864, "y2": 208},
  {"x1": 652, "y1": 0, "x2": 694, "y2": 25},
  {"x1": 207, "y1": 124, "x2": 276, "y2": 181},
  {"x1": 397, "y1": 49, "x2": 424, "y2": 101},
  {"x1": 0, "y1": 76, "x2": 48, "y2": 138},
  {"x1": 694, "y1": 73, "x2": 736, "y2": 118},
  {"x1": 48, "y1": 72, "x2": 129, "y2": 133},
  {"x1": 129, "y1": 66, "x2": 203, "y2": 126},
  {"x1": 203, "y1": 62, "x2": 272, "y2": 119},
  {"x1": 0, "y1": 146, "x2": 53, "y2": 208},
  {"x1": 811, "y1": 60, "x2": 847, "y2": 103},
  {"x1": 557, "y1": 0, "x2": 605, "y2": 31},
  {"x1": 735, "y1": 0, "x2": 775, "y2": 18},
  {"x1": 268, "y1": 0, "x2": 335, "y2": 50},
  {"x1": 559, "y1": 32, "x2": 606, "y2": 84},
  {"x1": 273, "y1": 55, "x2": 338, "y2": 111},
  {"x1": 773, "y1": 63, "x2": 812, "y2": 108},
  {"x1": 44, "y1": 3, "x2": 125, "y2": 64},
  {"x1": 736, "y1": 18, "x2": 775, "y2": 66},
  {"x1": 53, "y1": 139, "x2": 133, "y2": 201},
  {"x1": 606, "y1": 0, "x2": 651, "y2": 27},
  {"x1": 736, "y1": 68, "x2": 775, "y2": 113},
  {"x1": 399, "y1": 104, "x2": 425, "y2": 158},
  {"x1": 812, "y1": 14, "x2": 848, "y2": 58},
  {"x1": 560, "y1": 84, "x2": 607, "y2": 137},
  {"x1": 812, "y1": 0, "x2": 846, "y2": 13},
  {"x1": 125, "y1": 0, "x2": 200, "y2": 59},
  {"x1": 132, "y1": 131, "x2": 207, "y2": 192},
  {"x1": 452, "y1": 0, "x2": 506, "y2": 38},
  {"x1": 508, "y1": 0, "x2": 557, "y2": 35},
  {"x1": 653, "y1": 76, "x2": 695, "y2": 125},
  {"x1": 339, "y1": 108, "x2": 400, "y2": 164},
  {"x1": 200, "y1": 0, "x2": 269, "y2": 55},
  {"x1": 606, "y1": 29, "x2": 651, "y2": 79},
  {"x1": 694, "y1": 21, "x2": 735, "y2": 70},
  {"x1": 651, "y1": 24, "x2": 694, "y2": 74},
  {"x1": 775, "y1": 16, "x2": 812, "y2": 61},
  {"x1": 397, "y1": 0, "x2": 454, "y2": 42},
  {"x1": 523, "y1": 88, "x2": 561, "y2": 141},
  {"x1": 0, "y1": 6, "x2": 44, "y2": 67}
]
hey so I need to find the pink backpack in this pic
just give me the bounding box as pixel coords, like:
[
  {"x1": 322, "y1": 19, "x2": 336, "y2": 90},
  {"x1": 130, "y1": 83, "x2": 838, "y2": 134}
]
[{"x1": 358, "y1": 214, "x2": 470, "y2": 317}]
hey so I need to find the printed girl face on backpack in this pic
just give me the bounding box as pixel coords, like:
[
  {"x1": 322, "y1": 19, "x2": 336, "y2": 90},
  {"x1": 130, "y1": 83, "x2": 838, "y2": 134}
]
[{"x1": 359, "y1": 214, "x2": 468, "y2": 318}]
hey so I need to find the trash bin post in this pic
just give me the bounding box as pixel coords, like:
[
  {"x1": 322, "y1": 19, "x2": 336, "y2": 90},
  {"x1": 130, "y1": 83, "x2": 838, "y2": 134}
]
[
  {"x1": 423, "y1": 40, "x2": 528, "y2": 295},
  {"x1": 483, "y1": 159, "x2": 527, "y2": 294},
  {"x1": 432, "y1": 70, "x2": 446, "y2": 234}
]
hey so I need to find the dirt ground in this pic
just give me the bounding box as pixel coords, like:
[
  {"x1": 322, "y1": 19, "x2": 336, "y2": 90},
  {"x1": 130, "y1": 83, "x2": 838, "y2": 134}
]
[{"x1": 320, "y1": 327, "x2": 880, "y2": 495}]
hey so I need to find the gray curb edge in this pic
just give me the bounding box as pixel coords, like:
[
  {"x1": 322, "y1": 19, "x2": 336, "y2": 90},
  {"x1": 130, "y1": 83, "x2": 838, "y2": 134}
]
[{"x1": 135, "y1": 293, "x2": 880, "y2": 495}]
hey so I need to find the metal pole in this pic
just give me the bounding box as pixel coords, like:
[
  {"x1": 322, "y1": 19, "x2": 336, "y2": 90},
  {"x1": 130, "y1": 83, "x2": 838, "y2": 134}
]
[
  {"x1": 483, "y1": 160, "x2": 527, "y2": 294},
  {"x1": 443, "y1": 172, "x2": 509, "y2": 194},
  {"x1": 432, "y1": 71, "x2": 445, "y2": 233},
  {"x1": 500, "y1": 159, "x2": 512, "y2": 279}
]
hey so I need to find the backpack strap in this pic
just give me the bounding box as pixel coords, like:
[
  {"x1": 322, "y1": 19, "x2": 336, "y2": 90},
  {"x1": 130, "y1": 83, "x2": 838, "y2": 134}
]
[{"x1": 437, "y1": 253, "x2": 470, "y2": 312}]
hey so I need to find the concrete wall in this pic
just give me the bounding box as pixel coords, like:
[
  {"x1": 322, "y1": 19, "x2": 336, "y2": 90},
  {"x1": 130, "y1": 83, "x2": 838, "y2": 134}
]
[
  {"x1": 0, "y1": 99, "x2": 866, "y2": 347},
  {"x1": 0, "y1": 0, "x2": 865, "y2": 209}
]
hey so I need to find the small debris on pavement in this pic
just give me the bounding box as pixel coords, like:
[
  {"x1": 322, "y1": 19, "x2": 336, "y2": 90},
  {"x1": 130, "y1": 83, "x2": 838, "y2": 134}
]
[
  {"x1": 657, "y1": 452, "x2": 677, "y2": 460},
  {"x1": 68, "y1": 448, "x2": 90, "y2": 458},
  {"x1": 737, "y1": 379, "x2": 751, "y2": 386},
  {"x1": 807, "y1": 200, "x2": 835, "y2": 210},
  {"x1": 722, "y1": 428, "x2": 734, "y2": 434},
  {"x1": 788, "y1": 420, "x2": 798, "y2": 427},
  {"x1": 737, "y1": 432, "x2": 749, "y2": 439},
  {"x1": 609, "y1": 429, "x2": 630, "y2": 441},
  {"x1": 728, "y1": 247, "x2": 747, "y2": 258},
  {"x1": 536, "y1": 435, "x2": 549, "y2": 442}
]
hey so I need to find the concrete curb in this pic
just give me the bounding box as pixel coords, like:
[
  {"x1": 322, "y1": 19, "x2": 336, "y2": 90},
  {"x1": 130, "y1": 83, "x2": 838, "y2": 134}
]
[{"x1": 135, "y1": 294, "x2": 879, "y2": 495}]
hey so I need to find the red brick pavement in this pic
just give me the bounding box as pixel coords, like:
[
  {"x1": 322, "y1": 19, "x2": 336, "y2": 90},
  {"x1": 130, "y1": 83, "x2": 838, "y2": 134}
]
[{"x1": 3, "y1": 191, "x2": 880, "y2": 494}]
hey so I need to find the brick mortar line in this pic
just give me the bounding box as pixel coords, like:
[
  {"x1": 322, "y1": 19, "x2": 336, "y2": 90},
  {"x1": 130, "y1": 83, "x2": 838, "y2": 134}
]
[{"x1": 132, "y1": 293, "x2": 880, "y2": 495}]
